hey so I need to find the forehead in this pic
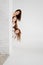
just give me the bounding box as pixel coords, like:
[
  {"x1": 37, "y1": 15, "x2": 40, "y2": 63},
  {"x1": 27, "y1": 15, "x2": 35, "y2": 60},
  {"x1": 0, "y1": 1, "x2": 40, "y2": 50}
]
[{"x1": 15, "y1": 10, "x2": 20, "y2": 13}]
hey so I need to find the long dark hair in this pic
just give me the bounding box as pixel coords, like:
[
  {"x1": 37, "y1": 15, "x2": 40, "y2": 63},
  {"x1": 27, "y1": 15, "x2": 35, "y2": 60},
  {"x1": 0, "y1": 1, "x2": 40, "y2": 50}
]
[{"x1": 15, "y1": 9, "x2": 22, "y2": 21}]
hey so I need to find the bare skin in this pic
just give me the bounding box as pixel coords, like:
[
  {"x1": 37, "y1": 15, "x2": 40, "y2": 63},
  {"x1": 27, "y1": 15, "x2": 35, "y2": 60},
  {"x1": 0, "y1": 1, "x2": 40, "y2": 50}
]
[
  {"x1": 13, "y1": 11, "x2": 20, "y2": 17},
  {"x1": 12, "y1": 10, "x2": 21, "y2": 40}
]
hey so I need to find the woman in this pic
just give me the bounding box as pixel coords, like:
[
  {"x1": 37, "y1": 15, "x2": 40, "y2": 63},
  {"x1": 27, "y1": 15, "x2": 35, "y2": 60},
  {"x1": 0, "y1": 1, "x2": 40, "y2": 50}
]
[{"x1": 12, "y1": 9, "x2": 22, "y2": 40}]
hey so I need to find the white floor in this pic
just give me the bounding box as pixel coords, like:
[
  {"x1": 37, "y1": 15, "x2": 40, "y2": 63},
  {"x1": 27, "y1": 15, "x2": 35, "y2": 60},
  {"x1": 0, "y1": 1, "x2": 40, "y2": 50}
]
[{"x1": 4, "y1": 48, "x2": 43, "y2": 65}]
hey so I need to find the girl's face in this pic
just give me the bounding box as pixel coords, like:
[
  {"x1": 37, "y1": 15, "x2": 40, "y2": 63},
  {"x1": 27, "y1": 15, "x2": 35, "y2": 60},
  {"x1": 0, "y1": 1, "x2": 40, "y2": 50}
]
[
  {"x1": 14, "y1": 11, "x2": 20, "y2": 16},
  {"x1": 12, "y1": 16, "x2": 17, "y2": 24},
  {"x1": 15, "y1": 11, "x2": 20, "y2": 15},
  {"x1": 13, "y1": 16, "x2": 17, "y2": 21},
  {"x1": 15, "y1": 30, "x2": 19, "y2": 34}
]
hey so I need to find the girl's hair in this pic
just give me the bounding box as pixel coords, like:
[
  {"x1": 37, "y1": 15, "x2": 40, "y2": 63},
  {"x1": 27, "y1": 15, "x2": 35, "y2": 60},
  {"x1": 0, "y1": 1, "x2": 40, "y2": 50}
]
[
  {"x1": 15, "y1": 9, "x2": 22, "y2": 21},
  {"x1": 12, "y1": 9, "x2": 22, "y2": 41}
]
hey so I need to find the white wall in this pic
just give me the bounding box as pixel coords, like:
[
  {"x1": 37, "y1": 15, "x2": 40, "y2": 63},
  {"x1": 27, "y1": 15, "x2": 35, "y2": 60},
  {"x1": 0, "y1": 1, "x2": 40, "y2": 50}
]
[
  {"x1": 12, "y1": 0, "x2": 43, "y2": 49},
  {"x1": 0, "y1": 0, "x2": 9, "y2": 54}
]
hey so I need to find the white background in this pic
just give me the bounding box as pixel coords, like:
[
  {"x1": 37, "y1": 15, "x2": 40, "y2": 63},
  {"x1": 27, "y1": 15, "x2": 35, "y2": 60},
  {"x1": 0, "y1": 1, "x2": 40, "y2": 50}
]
[{"x1": 12, "y1": 0, "x2": 43, "y2": 49}]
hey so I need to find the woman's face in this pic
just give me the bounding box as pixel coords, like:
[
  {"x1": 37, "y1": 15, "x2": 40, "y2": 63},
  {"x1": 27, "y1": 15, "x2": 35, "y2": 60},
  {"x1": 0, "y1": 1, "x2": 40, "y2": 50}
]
[
  {"x1": 15, "y1": 11, "x2": 20, "y2": 15},
  {"x1": 13, "y1": 11, "x2": 20, "y2": 18},
  {"x1": 12, "y1": 16, "x2": 17, "y2": 24}
]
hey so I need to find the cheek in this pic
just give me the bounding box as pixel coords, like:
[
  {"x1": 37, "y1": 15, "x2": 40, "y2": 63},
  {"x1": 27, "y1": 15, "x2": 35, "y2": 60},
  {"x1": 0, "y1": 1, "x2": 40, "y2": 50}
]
[
  {"x1": 12, "y1": 19, "x2": 15, "y2": 25},
  {"x1": 12, "y1": 17, "x2": 17, "y2": 22},
  {"x1": 16, "y1": 11, "x2": 20, "y2": 15},
  {"x1": 12, "y1": 22, "x2": 15, "y2": 26},
  {"x1": 12, "y1": 18, "x2": 15, "y2": 22}
]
